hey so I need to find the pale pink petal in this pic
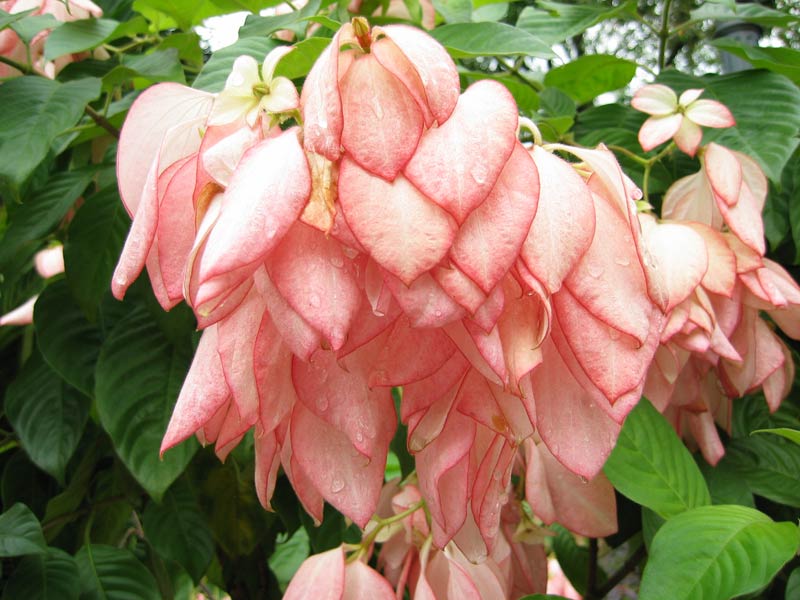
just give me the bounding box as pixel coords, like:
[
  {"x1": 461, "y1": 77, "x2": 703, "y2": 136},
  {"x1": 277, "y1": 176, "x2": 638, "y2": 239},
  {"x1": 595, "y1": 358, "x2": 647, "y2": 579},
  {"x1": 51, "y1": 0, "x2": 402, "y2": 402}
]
[
  {"x1": 383, "y1": 270, "x2": 466, "y2": 328},
  {"x1": 704, "y1": 143, "x2": 742, "y2": 207},
  {"x1": 661, "y1": 171, "x2": 718, "y2": 226},
  {"x1": 685, "y1": 99, "x2": 735, "y2": 128},
  {"x1": 340, "y1": 52, "x2": 423, "y2": 180},
  {"x1": 34, "y1": 245, "x2": 64, "y2": 278},
  {"x1": 197, "y1": 128, "x2": 311, "y2": 302},
  {"x1": 344, "y1": 560, "x2": 395, "y2": 600},
  {"x1": 443, "y1": 321, "x2": 503, "y2": 387},
  {"x1": 497, "y1": 276, "x2": 548, "y2": 390},
  {"x1": 254, "y1": 428, "x2": 281, "y2": 510},
  {"x1": 678, "y1": 88, "x2": 704, "y2": 106},
  {"x1": 463, "y1": 320, "x2": 508, "y2": 384},
  {"x1": 261, "y1": 76, "x2": 300, "y2": 113},
  {"x1": 716, "y1": 179, "x2": 766, "y2": 256},
  {"x1": 0, "y1": 296, "x2": 37, "y2": 326},
  {"x1": 339, "y1": 158, "x2": 457, "y2": 285},
  {"x1": 687, "y1": 410, "x2": 725, "y2": 466},
  {"x1": 371, "y1": 35, "x2": 434, "y2": 127},
  {"x1": 404, "y1": 80, "x2": 519, "y2": 223},
  {"x1": 631, "y1": 84, "x2": 677, "y2": 116},
  {"x1": 685, "y1": 223, "x2": 736, "y2": 296},
  {"x1": 673, "y1": 117, "x2": 703, "y2": 157},
  {"x1": 449, "y1": 142, "x2": 539, "y2": 293},
  {"x1": 383, "y1": 24, "x2": 459, "y2": 124},
  {"x1": 638, "y1": 113, "x2": 682, "y2": 152},
  {"x1": 402, "y1": 352, "x2": 470, "y2": 423},
  {"x1": 261, "y1": 45, "x2": 295, "y2": 82},
  {"x1": 433, "y1": 263, "x2": 487, "y2": 314},
  {"x1": 284, "y1": 547, "x2": 346, "y2": 600}
]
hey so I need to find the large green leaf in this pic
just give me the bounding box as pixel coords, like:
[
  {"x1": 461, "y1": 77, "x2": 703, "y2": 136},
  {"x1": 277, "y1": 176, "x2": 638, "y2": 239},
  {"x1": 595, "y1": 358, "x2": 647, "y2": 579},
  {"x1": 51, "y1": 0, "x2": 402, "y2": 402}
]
[
  {"x1": 544, "y1": 54, "x2": 637, "y2": 105},
  {"x1": 723, "y1": 435, "x2": 800, "y2": 507},
  {"x1": 603, "y1": 398, "x2": 711, "y2": 519},
  {"x1": 432, "y1": 0, "x2": 472, "y2": 23},
  {"x1": 193, "y1": 36, "x2": 280, "y2": 92},
  {"x1": 274, "y1": 36, "x2": 330, "y2": 81},
  {"x1": 0, "y1": 77, "x2": 101, "y2": 197},
  {"x1": 0, "y1": 168, "x2": 94, "y2": 267},
  {"x1": 35, "y1": 279, "x2": 103, "y2": 397},
  {"x1": 9, "y1": 13, "x2": 59, "y2": 44},
  {"x1": 752, "y1": 427, "x2": 800, "y2": 445},
  {"x1": 5, "y1": 350, "x2": 89, "y2": 484},
  {"x1": 102, "y1": 48, "x2": 186, "y2": 89},
  {"x1": 268, "y1": 527, "x2": 309, "y2": 592},
  {"x1": 550, "y1": 524, "x2": 606, "y2": 596},
  {"x1": 657, "y1": 70, "x2": 800, "y2": 182},
  {"x1": 238, "y1": 0, "x2": 321, "y2": 38},
  {"x1": 43, "y1": 18, "x2": 119, "y2": 61},
  {"x1": 711, "y1": 39, "x2": 800, "y2": 86},
  {"x1": 0, "y1": 8, "x2": 35, "y2": 31},
  {"x1": 430, "y1": 22, "x2": 554, "y2": 58},
  {"x1": 142, "y1": 479, "x2": 214, "y2": 582},
  {"x1": 64, "y1": 186, "x2": 130, "y2": 320},
  {"x1": 2, "y1": 547, "x2": 80, "y2": 600},
  {"x1": 696, "y1": 457, "x2": 754, "y2": 508},
  {"x1": 0, "y1": 503, "x2": 47, "y2": 557},
  {"x1": 640, "y1": 505, "x2": 800, "y2": 600},
  {"x1": 516, "y1": 0, "x2": 634, "y2": 45},
  {"x1": 690, "y1": 2, "x2": 800, "y2": 27},
  {"x1": 75, "y1": 544, "x2": 160, "y2": 600},
  {"x1": 787, "y1": 568, "x2": 800, "y2": 600},
  {"x1": 94, "y1": 307, "x2": 196, "y2": 501}
]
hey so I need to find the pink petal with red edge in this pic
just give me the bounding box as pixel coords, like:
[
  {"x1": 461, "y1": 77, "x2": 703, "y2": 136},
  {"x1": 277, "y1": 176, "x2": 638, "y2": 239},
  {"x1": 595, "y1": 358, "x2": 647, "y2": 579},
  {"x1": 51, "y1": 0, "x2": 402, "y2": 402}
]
[
  {"x1": 526, "y1": 440, "x2": 617, "y2": 537},
  {"x1": 456, "y1": 368, "x2": 513, "y2": 438},
  {"x1": 687, "y1": 410, "x2": 725, "y2": 466},
  {"x1": 254, "y1": 317, "x2": 297, "y2": 433},
  {"x1": 339, "y1": 158, "x2": 457, "y2": 285},
  {"x1": 685, "y1": 223, "x2": 736, "y2": 296},
  {"x1": 497, "y1": 276, "x2": 547, "y2": 391},
  {"x1": 565, "y1": 193, "x2": 652, "y2": 344},
  {"x1": 284, "y1": 547, "x2": 345, "y2": 600},
  {"x1": 426, "y1": 548, "x2": 482, "y2": 599},
  {"x1": 529, "y1": 337, "x2": 622, "y2": 479},
  {"x1": 293, "y1": 350, "x2": 395, "y2": 460},
  {"x1": 337, "y1": 297, "x2": 400, "y2": 359},
  {"x1": 253, "y1": 267, "x2": 322, "y2": 361},
  {"x1": 415, "y1": 410, "x2": 474, "y2": 546},
  {"x1": 161, "y1": 325, "x2": 229, "y2": 455},
  {"x1": 254, "y1": 428, "x2": 281, "y2": 509},
  {"x1": 638, "y1": 114, "x2": 683, "y2": 152},
  {"x1": 433, "y1": 263, "x2": 487, "y2": 314},
  {"x1": 443, "y1": 320, "x2": 503, "y2": 386},
  {"x1": 371, "y1": 35, "x2": 434, "y2": 127},
  {"x1": 640, "y1": 215, "x2": 709, "y2": 312},
  {"x1": 344, "y1": 560, "x2": 395, "y2": 600},
  {"x1": 197, "y1": 128, "x2": 311, "y2": 294},
  {"x1": 300, "y1": 25, "x2": 351, "y2": 161},
  {"x1": 402, "y1": 352, "x2": 470, "y2": 422},
  {"x1": 369, "y1": 316, "x2": 456, "y2": 387},
  {"x1": 450, "y1": 142, "x2": 539, "y2": 293},
  {"x1": 268, "y1": 222, "x2": 360, "y2": 350},
  {"x1": 631, "y1": 84, "x2": 677, "y2": 116},
  {"x1": 117, "y1": 83, "x2": 213, "y2": 215},
  {"x1": 522, "y1": 146, "x2": 596, "y2": 294},
  {"x1": 404, "y1": 80, "x2": 519, "y2": 223},
  {"x1": 662, "y1": 171, "x2": 718, "y2": 226},
  {"x1": 717, "y1": 178, "x2": 766, "y2": 256},
  {"x1": 407, "y1": 374, "x2": 463, "y2": 453},
  {"x1": 685, "y1": 99, "x2": 735, "y2": 128},
  {"x1": 383, "y1": 269, "x2": 466, "y2": 327},
  {"x1": 463, "y1": 320, "x2": 508, "y2": 384},
  {"x1": 704, "y1": 143, "x2": 742, "y2": 207},
  {"x1": 679, "y1": 88, "x2": 704, "y2": 106},
  {"x1": 735, "y1": 150, "x2": 767, "y2": 210},
  {"x1": 471, "y1": 283, "x2": 506, "y2": 333},
  {"x1": 471, "y1": 434, "x2": 515, "y2": 548},
  {"x1": 382, "y1": 24, "x2": 459, "y2": 124},
  {"x1": 340, "y1": 52, "x2": 423, "y2": 180},
  {"x1": 291, "y1": 402, "x2": 388, "y2": 528},
  {"x1": 280, "y1": 427, "x2": 325, "y2": 523},
  {"x1": 673, "y1": 117, "x2": 703, "y2": 157}
]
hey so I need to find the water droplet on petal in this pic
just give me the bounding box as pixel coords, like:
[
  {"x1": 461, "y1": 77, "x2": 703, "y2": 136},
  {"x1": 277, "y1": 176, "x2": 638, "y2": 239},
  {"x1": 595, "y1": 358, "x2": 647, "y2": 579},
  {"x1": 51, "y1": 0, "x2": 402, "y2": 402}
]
[
  {"x1": 329, "y1": 255, "x2": 344, "y2": 268},
  {"x1": 331, "y1": 478, "x2": 345, "y2": 493},
  {"x1": 614, "y1": 256, "x2": 630, "y2": 267},
  {"x1": 608, "y1": 328, "x2": 621, "y2": 341},
  {"x1": 579, "y1": 475, "x2": 589, "y2": 484},
  {"x1": 355, "y1": 431, "x2": 364, "y2": 444},
  {"x1": 309, "y1": 293, "x2": 321, "y2": 308},
  {"x1": 317, "y1": 396, "x2": 329, "y2": 411},
  {"x1": 587, "y1": 262, "x2": 604, "y2": 278},
  {"x1": 434, "y1": 309, "x2": 443, "y2": 318}
]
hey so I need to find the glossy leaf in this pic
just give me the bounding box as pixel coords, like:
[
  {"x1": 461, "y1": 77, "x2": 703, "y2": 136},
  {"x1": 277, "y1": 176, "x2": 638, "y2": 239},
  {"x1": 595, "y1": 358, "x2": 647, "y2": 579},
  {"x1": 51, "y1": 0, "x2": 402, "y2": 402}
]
[
  {"x1": 238, "y1": 0, "x2": 322, "y2": 38},
  {"x1": 516, "y1": 0, "x2": 635, "y2": 45},
  {"x1": 193, "y1": 36, "x2": 279, "y2": 92},
  {"x1": 268, "y1": 527, "x2": 310, "y2": 592},
  {"x1": 1, "y1": 547, "x2": 80, "y2": 600},
  {"x1": 44, "y1": 18, "x2": 119, "y2": 61},
  {"x1": 75, "y1": 544, "x2": 160, "y2": 600},
  {"x1": 5, "y1": 350, "x2": 89, "y2": 484},
  {"x1": 94, "y1": 307, "x2": 196, "y2": 501},
  {"x1": 0, "y1": 77, "x2": 101, "y2": 197},
  {"x1": 544, "y1": 55, "x2": 637, "y2": 105},
  {"x1": 711, "y1": 39, "x2": 800, "y2": 86},
  {"x1": 641, "y1": 505, "x2": 800, "y2": 600},
  {"x1": 430, "y1": 22, "x2": 554, "y2": 58},
  {"x1": 690, "y1": 2, "x2": 800, "y2": 27},
  {"x1": 723, "y1": 436, "x2": 800, "y2": 507},
  {"x1": 603, "y1": 399, "x2": 711, "y2": 519},
  {"x1": 657, "y1": 70, "x2": 800, "y2": 182},
  {"x1": 751, "y1": 427, "x2": 800, "y2": 445},
  {"x1": 0, "y1": 503, "x2": 46, "y2": 557}
]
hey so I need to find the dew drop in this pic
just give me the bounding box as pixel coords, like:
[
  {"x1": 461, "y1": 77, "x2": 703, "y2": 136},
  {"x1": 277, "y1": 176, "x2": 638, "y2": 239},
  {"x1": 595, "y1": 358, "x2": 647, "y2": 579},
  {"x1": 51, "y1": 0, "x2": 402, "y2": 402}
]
[
  {"x1": 317, "y1": 396, "x2": 329, "y2": 411},
  {"x1": 331, "y1": 478, "x2": 345, "y2": 493},
  {"x1": 587, "y1": 262, "x2": 604, "y2": 278},
  {"x1": 470, "y1": 164, "x2": 489, "y2": 185},
  {"x1": 614, "y1": 256, "x2": 630, "y2": 267},
  {"x1": 608, "y1": 328, "x2": 621, "y2": 341},
  {"x1": 265, "y1": 229, "x2": 277, "y2": 240},
  {"x1": 309, "y1": 293, "x2": 321, "y2": 308},
  {"x1": 371, "y1": 99, "x2": 384, "y2": 120},
  {"x1": 579, "y1": 475, "x2": 589, "y2": 484},
  {"x1": 355, "y1": 431, "x2": 365, "y2": 444},
  {"x1": 329, "y1": 255, "x2": 344, "y2": 268}
]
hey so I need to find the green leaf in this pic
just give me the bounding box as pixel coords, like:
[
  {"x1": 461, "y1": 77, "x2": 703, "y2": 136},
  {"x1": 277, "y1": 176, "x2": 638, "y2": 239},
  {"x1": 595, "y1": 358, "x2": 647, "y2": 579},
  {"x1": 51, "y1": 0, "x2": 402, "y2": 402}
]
[
  {"x1": 0, "y1": 77, "x2": 101, "y2": 197},
  {"x1": 102, "y1": 49, "x2": 186, "y2": 89},
  {"x1": 64, "y1": 186, "x2": 129, "y2": 320},
  {"x1": 550, "y1": 524, "x2": 606, "y2": 596},
  {"x1": 43, "y1": 18, "x2": 119, "y2": 62},
  {"x1": 640, "y1": 505, "x2": 800, "y2": 600},
  {"x1": 34, "y1": 279, "x2": 103, "y2": 397},
  {"x1": 641, "y1": 507, "x2": 664, "y2": 551},
  {"x1": 142, "y1": 479, "x2": 214, "y2": 582},
  {"x1": 787, "y1": 568, "x2": 800, "y2": 600},
  {"x1": 781, "y1": 152, "x2": 800, "y2": 263},
  {"x1": 193, "y1": 36, "x2": 279, "y2": 92},
  {"x1": 656, "y1": 70, "x2": 800, "y2": 182},
  {"x1": 10, "y1": 14, "x2": 59, "y2": 44},
  {"x1": 752, "y1": 427, "x2": 800, "y2": 445},
  {"x1": 274, "y1": 37, "x2": 330, "y2": 80},
  {"x1": 0, "y1": 504, "x2": 47, "y2": 557},
  {"x1": 75, "y1": 544, "x2": 160, "y2": 600},
  {"x1": 157, "y1": 32, "x2": 204, "y2": 67},
  {"x1": 711, "y1": 40, "x2": 800, "y2": 86},
  {"x1": 238, "y1": 0, "x2": 322, "y2": 38},
  {"x1": 519, "y1": 596, "x2": 573, "y2": 600},
  {"x1": 603, "y1": 398, "x2": 711, "y2": 519},
  {"x1": 268, "y1": 527, "x2": 309, "y2": 592},
  {"x1": 696, "y1": 457, "x2": 755, "y2": 508},
  {"x1": 690, "y1": 2, "x2": 800, "y2": 27},
  {"x1": 723, "y1": 435, "x2": 800, "y2": 507},
  {"x1": 2, "y1": 547, "x2": 80, "y2": 600},
  {"x1": 0, "y1": 168, "x2": 94, "y2": 267},
  {"x1": 0, "y1": 8, "x2": 35, "y2": 31},
  {"x1": 5, "y1": 350, "x2": 89, "y2": 484},
  {"x1": 432, "y1": 0, "x2": 472, "y2": 23},
  {"x1": 516, "y1": 0, "x2": 634, "y2": 45},
  {"x1": 95, "y1": 307, "x2": 196, "y2": 501},
  {"x1": 544, "y1": 55, "x2": 637, "y2": 105},
  {"x1": 429, "y1": 22, "x2": 554, "y2": 59}
]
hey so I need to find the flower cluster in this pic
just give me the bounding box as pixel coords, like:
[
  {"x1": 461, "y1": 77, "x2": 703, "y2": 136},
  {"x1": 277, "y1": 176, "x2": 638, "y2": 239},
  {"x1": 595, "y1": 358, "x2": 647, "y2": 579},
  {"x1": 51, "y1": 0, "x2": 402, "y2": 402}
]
[
  {"x1": 113, "y1": 23, "x2": 800, "y2": 596},
  {"x1": 0, "y1": 0, "x2": 104, "y2": 78}
]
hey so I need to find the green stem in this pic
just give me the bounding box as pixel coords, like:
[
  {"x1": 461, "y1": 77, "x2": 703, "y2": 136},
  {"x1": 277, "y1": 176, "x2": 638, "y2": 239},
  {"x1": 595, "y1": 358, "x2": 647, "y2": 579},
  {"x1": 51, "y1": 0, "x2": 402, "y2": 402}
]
[
  {"x1": 658, "y1": 0, "x2": 674, "y2": 72},
  {"x1": 608, "y1": 145, "x2": 650, "y2": 166},
  {"x1": 0, "y1": 54, "x2": 32, "y2": 74},
  {"x1": 347, "y1": 501, "x2": 426, "y2": 563},
  {"x1": 84, "y1": 105, "x2": 120, "y2": 139}
]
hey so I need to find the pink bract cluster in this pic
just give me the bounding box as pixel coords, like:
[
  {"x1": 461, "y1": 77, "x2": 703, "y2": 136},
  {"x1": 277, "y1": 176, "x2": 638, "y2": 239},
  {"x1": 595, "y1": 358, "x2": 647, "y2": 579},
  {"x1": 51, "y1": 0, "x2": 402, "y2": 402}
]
[
  {"x1": 112, "y1": 21, "x2": 800, "y2": 597},
  {"x1": 0, "y1": 0, "x2": 104, "y2": 78}
]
